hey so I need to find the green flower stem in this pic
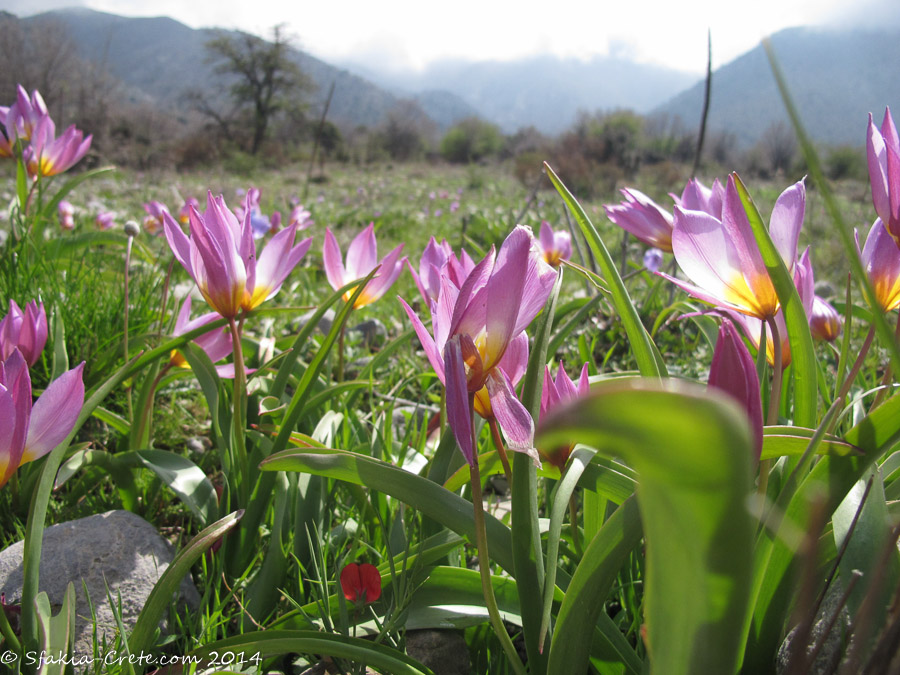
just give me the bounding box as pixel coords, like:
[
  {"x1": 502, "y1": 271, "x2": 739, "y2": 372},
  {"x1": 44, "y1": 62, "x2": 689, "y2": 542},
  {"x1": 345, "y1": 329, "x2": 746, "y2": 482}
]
[
  {"x1": 759, "y1": 316, "x2": 784, "y2": 498},
  {"x1": 765, "y1": 316, "x2": 784, "y2": 427},
  {"x1": 488, "y1": 418, "x2": 512, "y2": 484},
  {"x1": 124, "y1": 233, "x2": 135, "y2": 422},
  {"x1": 470, "y1": 455, "x2": 528, "y2": 675},
  {"x1": 229, "y1": 316, "x2": 250, "y2": 505}
]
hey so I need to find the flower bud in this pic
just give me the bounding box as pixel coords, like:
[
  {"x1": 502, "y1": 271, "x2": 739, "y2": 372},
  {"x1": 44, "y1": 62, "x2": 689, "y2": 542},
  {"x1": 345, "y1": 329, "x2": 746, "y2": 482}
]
[
  {"x1": 123, "y1": 220, "x2": 141, "y2": 238},
  {"x1": 708, "y1": 320, "x2": 763, "y2": 461}
]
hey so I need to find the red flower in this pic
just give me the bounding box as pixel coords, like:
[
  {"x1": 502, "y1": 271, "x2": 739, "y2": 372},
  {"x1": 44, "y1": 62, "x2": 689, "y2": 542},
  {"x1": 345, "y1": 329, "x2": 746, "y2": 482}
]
[{"x1": 340, "y1": 563, "x2": 381, "y2": 605}]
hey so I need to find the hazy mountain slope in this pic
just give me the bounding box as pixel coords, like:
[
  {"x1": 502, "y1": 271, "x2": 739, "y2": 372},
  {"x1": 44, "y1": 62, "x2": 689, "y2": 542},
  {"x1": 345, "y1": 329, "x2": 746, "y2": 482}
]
[
  {"x1": 23, "y1": 8, "x2": 475, "y2": 130},
  {"x1": 343, "y1": 55, "x2": 701, "y2": 134},
  {"x1": 655, "y1": 26, "x2": 900, "y2": 147}
]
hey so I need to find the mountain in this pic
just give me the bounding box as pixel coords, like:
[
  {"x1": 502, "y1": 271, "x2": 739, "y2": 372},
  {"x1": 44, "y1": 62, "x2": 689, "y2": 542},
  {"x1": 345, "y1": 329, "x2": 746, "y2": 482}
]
[
  {"x1": 340, "y1": 55, "x2": 701, "y2": 134},
  {"x1": 655, "y1": 26, "x2": 900, "y2": 148},
  {"x1": 18, "y1": 8, "x2": 478, "y2": 131}
]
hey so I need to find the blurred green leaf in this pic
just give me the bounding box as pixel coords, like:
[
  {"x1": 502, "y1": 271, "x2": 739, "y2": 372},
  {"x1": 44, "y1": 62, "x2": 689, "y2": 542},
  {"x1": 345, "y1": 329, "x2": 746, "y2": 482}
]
[{"x1": 539, "y1": 377, "x2": 755, "y2": 675}]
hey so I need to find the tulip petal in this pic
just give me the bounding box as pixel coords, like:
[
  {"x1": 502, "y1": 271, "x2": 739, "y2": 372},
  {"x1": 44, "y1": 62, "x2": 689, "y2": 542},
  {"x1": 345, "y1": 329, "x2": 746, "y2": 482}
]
[
  {"x1": 443, "y1": 337, "x2": 475, "y2": 467},
  {"x1": 708, "y1": 320, "x2": 763, "y2": 460},
  {"x1": 22, "y1": 362, "x2": 85, "y2": 464},
  {"x1": 163, "y1": 212, "x2": 195, "y2": 280},
  {"x1": 868, "y1": 113, "x2": 891, "y2": 223},
  {"x1": 0, "y1": 390, "x2": 19, "y2": 486},
  {"x1": 496, "y1": 332, "x2": 529, "y2": 386},
  {"x1": 399, "y1": 297, "x2": 445, "y2": 382},
  {"x1": 769, "y1": 179, "x2": 805, "y2": 270},
  {"x1": 359, "y1": 244, "x2": 405, "y2": 306},
  {"x1": 449, "y1": 248, "x2": 495, "y2": 339},
  {"x1": 671, "y1": 204, "x2": 775, "y2": 318},
  {"x1": 485, "y1": 227, "x2": 531, "y2": 368},
  {"x1": 862, "y1": 218, "x2": 900, "y2": 311},
  {"x1": 346, "y1": 223, "x2": 377, "y2": 279},
  {"x1": 322, "y1": 228, "x2": 346, "y2": 291},
  {"x1": 486, "y1": 370, "x2": 540, "y2": 467},
  {"x1": 512, "y1": 247, "x2": 558, "y2": 336}
]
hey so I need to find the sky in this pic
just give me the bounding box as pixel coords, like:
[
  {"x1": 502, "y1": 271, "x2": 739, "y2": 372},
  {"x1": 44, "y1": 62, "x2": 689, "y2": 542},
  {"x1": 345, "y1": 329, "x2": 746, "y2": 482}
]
[{"x1": 3, "y1": 0, "x2": 900, "y2": 74}]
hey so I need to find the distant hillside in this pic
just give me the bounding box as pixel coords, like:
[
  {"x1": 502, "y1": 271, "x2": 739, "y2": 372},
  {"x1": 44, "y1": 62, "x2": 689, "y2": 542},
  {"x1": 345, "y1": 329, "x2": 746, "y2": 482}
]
[
  {"x1": 342, "y1": 55, "x2": 701, "y2": 134},
  {"x1": 655, "y1": 26, "x2": 900, "y2": 148},
  {"x1": 20, "y1": 8, "x2": 478, "y2": 131}
]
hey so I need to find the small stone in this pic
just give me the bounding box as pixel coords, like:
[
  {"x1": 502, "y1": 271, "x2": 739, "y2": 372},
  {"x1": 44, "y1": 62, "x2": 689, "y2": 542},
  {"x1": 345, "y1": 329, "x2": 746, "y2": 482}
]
[
  {"x1": 406, "y1": 629, "x2": 471, "y2": 675},
  {"x1": 0, "y1": 510, "x2": 199, "y2": 657},
  {"x1": 350, "y1": 318, "x2": 387, "y2": 347},
  {"x1": 296, "y1": 309, "x2": 335, "y2": 335}
]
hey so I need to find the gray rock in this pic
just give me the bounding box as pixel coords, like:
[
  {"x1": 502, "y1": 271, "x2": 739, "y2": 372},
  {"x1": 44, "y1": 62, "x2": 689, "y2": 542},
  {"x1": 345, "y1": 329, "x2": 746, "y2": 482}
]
[
  {"x1": 776, "y1": 576, "x2": 852, "y2": 674},
  {"x1": 350, "y1": 318, "x2": 387, "y2": 347},
  {"x1": 406, "y1": 629, "x2": 471, "y2": 675},
  {"x1": 296, "y1": 309, "x2": 335, "y2": 335},
  {"x1": 0, "y1": 510, "x2": 199, "y2": 657}
]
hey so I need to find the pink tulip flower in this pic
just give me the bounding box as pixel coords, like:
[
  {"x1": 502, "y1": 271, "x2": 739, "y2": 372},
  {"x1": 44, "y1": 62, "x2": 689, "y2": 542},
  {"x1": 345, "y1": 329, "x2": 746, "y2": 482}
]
[
  {"x1": 671, "y1": 177, "x2": 725, "y2": 219},
  {"x1": 7, "y1": 85, "x2": 49, "y2": 142},
  {"x1": 809, "y1": 296, "x2": 842, "y2": 342},
  {"x1": 867, "y1": 108, "x2": 900, "y2": 243},
  {"x1": 408, "y1": 237, "x2": 475, "y2": 305},
  {"x1": 178, "y1": 198, "x2": 199, "y2": 225},
  {"x1": 58, "y1": 200, "x2": 75, "y2": 230},
  {"x1": 164, "y1": 191, "x2": 312, "y2": 318},
  {"x1": 708, "y1": 319, "x2": 763, "y2": 460},
  {"x1": 664, "y1": 174, "x2": 805, "y2": 322},
  {"x1": 402, "y1": 226, "x2": 556, "y2": 466},
  {"x1": 0, "y1": 300, "x2": 48, "y2": 367},
  {"x1": 95, "y1": 211, "x2": 116, "y2": 230},
  {"x1": 539, "y1": 221, "x2": 572, "y2": 267},
  {"x1": 604, "y1": 188, "x2": 674, "y2": 252},
  {"x1": 859, "y1": 218, "x2": 900, "y2": 312},
  {"x1": 288, "y1": 204, "x2": 313, "y2": 230},
  {"x1": 0, "y1": 350, "x2": 85, "y2": 488},
  {"x1": 142, "y1": 201, "x2": 170, "y2": 236},
  {"x1": 169, "y1": 297, "x2": 239, "y2": 378},
  {"x1": 25, "y1": 116, "x2": 91, "y2": 178},
  {"x1": 323, "y1": 223, "x2": 405, "y2": 309},
  {"x1": 538, "y1": 362, "x2": 590, "y2": 469}
]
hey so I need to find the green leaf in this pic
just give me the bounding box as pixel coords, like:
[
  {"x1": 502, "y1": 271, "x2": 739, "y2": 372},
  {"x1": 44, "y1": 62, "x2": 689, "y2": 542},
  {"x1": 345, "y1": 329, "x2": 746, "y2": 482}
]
[
  {"x1": 544, "y1": 162, "x2": 664, "y2": 378},
  {"x1": 547, "y1": 497, "x2": 643, "y2": 675},
  {"x1": 188, "y1": 630, "x2": 433, "y2": 675},
  {"x1": 761, "y1": 426, "x2": 859, "y2": 460},
  {"x1": 129, "y1": 511, "x2": 243, "y2": 658},
  {"x1": 135, "y1": 450, "x2": 217, "y2": 526},
  {"x1": 733, "y1": 174, "x2": 817, "y2": 427},
  {"x1": 539, "y1": 378, "x2": 755, "y2": 675},
  {"x1": 833, "y1": 467, "x2": 899, "y2": 621},
  {"x1": 539, "y1": 446, "x2": 596, "y2": 651},
  {"x1": 49, "y1": 306, "x2": 68, "y2": 381},
  {"x1": 36, "y1": 584, "x2": 76, "y2": 675}
]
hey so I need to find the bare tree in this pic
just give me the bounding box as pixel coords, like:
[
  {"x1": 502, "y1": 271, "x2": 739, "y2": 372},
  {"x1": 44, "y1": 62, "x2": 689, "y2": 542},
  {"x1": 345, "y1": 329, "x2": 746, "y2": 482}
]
[{"x1": 204, "y1": 25, "x2": 309, "y2": 154}]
